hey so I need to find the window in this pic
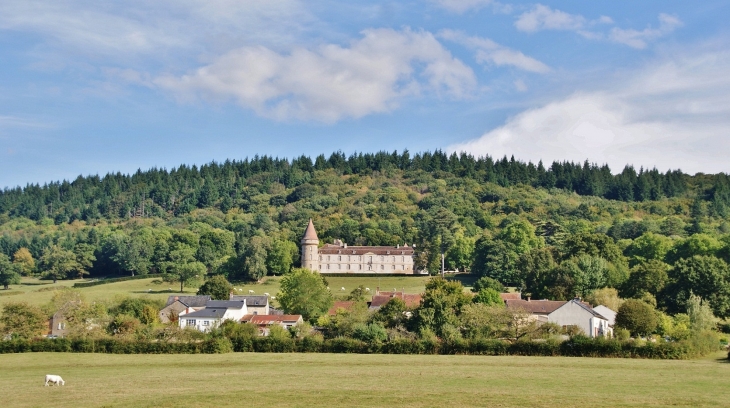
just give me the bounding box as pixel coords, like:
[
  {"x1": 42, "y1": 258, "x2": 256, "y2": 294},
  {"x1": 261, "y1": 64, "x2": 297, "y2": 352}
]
[
  {"x1": 392, "y1": 265, "x2": 396, "y2": 269},
  {"x1": 202, "y1": 321, "x2": 210, "y2": 326},
  {"x1": 319, "y1": 265, "x2": 322, "y2": 270},
  {"x1": 327, "y1": 264, "x2": 330, "y2": 269},
  {"x1": 327, "y1": 256, "x2": 331, "y2": 261},
  {"x1": 380, "y1": 256, "x2": 384, "y2": 261},
  {"x1": 338, "y1": 256, "x2": 341, "y2": 261},
  {"x1": 381, "y1": 265, "x2": 384, "y2": 270},
  {"x1": 186, "y1": 319, "x2": 196, "y2": 326},
  {"x1": 359, "y1": 265, "x2": 362, "y2": 270}
]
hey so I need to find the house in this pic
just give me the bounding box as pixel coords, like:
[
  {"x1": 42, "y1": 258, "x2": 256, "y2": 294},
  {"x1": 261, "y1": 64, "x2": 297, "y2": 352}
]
[
  {"x1": 328, "y1": 301, "x2": 356, "y2": 316},
  {"x1": 47, "y1": 301, "x2": 82, "y2": 338},
  {"x1": 159, "y1": 295, "x2": 211, "y2": 323},
  {"x1": 499, "y1": 292, "x2": 522, "y2": 301},
  {"x1": 593, "y1": 305, "x2": 617, "y2": 327},
  {"x1": 301, "y1": 219, "x2": 416, "y2": 274},
  {"x1": 506, "y1": 298, "x2": 612, "y2": 338},
  {"x1": 230, "y1": 295, "x2": 269, "y2": 315},
  {"x1": 241, "y1": 314, "x2": 303, "y2": 336},
  {"x1": 368, "y1": 290, "x2": 422, "y2": 311},
  {"x1": 178, "y1": 300, "x2": 248, "y2": 332}
]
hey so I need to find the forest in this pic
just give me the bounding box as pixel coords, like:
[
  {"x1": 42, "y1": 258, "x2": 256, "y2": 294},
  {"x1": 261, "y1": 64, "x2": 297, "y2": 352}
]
[{"x1": 1, "y1": 150, "x2": 730, "y2": 322}]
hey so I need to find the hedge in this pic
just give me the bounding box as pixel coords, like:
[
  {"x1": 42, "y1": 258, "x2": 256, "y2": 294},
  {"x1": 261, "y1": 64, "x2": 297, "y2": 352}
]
[
  {"x1": 0, "y1": 336, "x2": 718, "y2": 359},
  {"x1": 73, "y1": 274, "x2": 163, "y2": 288}
]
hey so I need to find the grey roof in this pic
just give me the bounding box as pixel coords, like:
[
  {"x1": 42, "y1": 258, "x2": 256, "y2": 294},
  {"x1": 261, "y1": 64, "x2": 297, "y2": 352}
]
[
  {"x1": 206, "y1": 300, "x2": 246, "y2": 309},
  {"x1": 230, "y1": 295, "x2": 269, "y2": 307},
  {"x1": 181, "y1": 308, "x2": 227, "y2": 318},
  {"x1": 165, "y1": 295, "x2": 211, "y2": 308},
  {"x1": 570, "y1": 299, "x2": 608, "y2": 320}
]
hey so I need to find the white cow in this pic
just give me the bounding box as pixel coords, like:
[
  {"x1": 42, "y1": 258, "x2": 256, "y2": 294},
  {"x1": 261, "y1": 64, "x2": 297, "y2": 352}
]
[
  {"x1": 248, "y1": 290, "x2": 255, "y2": 294},
  {"x1": 45, "y1": 374, "x2": 65, "y2": 386}
]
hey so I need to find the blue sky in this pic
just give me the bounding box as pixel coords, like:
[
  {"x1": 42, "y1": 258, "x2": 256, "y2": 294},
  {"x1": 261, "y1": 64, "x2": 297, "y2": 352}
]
[{"x1": 1, "y1": 0, "x2": 729, "y2": 188}]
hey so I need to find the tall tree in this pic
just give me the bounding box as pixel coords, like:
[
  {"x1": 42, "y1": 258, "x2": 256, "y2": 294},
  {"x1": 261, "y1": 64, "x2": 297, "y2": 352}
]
[
  {"x1": 12, "y1": 248, "x2": 35, "y2": 276},
  {"x1": 277, "y1": 268, "x2": 333, "y2": 321},
  {"x1": 0, "y1": 253, "x2": 21, "y2": 290}
]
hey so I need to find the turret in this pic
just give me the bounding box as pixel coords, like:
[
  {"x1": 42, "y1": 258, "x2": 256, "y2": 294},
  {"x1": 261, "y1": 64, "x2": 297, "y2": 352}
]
[{"x1": 301, "y1": 219, "x2": 319, "y2": 271}]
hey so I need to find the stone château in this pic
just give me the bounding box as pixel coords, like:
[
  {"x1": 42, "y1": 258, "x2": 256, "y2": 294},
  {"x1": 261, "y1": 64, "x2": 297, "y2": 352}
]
[{"x1": 300, "y1": 219, "x2": 415, "y2": 274}]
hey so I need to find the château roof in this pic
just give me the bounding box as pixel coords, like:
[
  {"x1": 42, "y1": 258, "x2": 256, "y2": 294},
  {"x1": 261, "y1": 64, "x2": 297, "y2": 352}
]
[
  {"x1": 302, "y1": 219, "x2": 319, "y2": 241},
  {"x1": 318, "y1": 244, "x2": 414, "y2": 256}
]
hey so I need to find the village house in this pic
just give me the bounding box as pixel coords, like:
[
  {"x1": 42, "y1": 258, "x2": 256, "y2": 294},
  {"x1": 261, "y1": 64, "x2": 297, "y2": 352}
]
[
  {"x1": 301, "y1": 219, "x2": 416, "y2": 274},
  {"x1": 368, "y1": 289, "x2": 423, "y2": 311},
  {"x1": 159, "y1": 295, "x2": 211, "y2": 323},
  {"x1": 328, "y1": 301, "x2": 356, "y2": 316},
  {"x1": 241, "y1": 314, "x2": 303, "y2": 336},
  {"x1": 230, "y1": 295, "x2": 269, "y2": 315},
  {"x1": 506, "y1": 298, "x2": 612, "y2": 338},
  {"x1": 178, "y1": 300, "x2": 248, "y2": 332}
]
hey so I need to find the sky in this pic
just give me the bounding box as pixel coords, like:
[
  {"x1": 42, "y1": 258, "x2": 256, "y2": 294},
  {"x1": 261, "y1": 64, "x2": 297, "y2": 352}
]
[{"x1": 1, "y1": 0, "x2": 729, "y2": 188}]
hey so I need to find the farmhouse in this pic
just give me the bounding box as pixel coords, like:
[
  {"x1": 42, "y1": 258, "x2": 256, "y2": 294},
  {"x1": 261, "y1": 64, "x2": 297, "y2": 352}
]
[
  {"x1": 368, "y1": 290, "x2": 422, "y2": 311},
  {"x1": 230, "y1": 295, "x2": 269, "y2": 315},
  {"x1": 301, "y1": 219, "x2": 416, "y2": 274},
  {"x1": 241, "y1": 314, "x2": 303, "y2": 336},
  {"x1": 160, "y1": 295, "x2": 211, "y2": 323},
  {"x1": 179, "y1": 300, "x2": 248, "y2": 332},
  {"x1": 506, "y1": 298, "x2": 612, "y2": 338}
]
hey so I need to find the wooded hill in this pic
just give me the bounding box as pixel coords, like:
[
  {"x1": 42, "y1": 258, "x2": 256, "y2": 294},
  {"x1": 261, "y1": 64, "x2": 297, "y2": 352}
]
[{"x1": 1, "y1": 151, "x2": 730, "y2": 318}]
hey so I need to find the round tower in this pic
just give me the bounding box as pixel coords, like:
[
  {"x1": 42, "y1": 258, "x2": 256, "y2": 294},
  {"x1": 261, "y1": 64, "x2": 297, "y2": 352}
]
[{"x1": 301, "y1": 219, "x2": 319, "y2": 271}]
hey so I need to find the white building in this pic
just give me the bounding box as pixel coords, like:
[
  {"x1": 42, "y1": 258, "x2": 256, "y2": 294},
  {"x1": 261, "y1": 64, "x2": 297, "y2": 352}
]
[
  {"x1": 506, "y1": 298, "x2": 612, "y2": 338},
  {"x1": 300, "y1": 219, "x2": 416, "y2": 274},
  {"x1": 179, "y1": 300, "x2": 248, "y2": 332}
]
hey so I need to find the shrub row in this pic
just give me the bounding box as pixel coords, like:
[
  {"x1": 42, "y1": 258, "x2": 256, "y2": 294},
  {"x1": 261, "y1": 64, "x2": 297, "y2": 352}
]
[
  {"x1": 73, "y1": 274, "x2": 163, "y2": 288},
  {"x1": 0, "y1": 335, "x2": 714, "y2": 359}
]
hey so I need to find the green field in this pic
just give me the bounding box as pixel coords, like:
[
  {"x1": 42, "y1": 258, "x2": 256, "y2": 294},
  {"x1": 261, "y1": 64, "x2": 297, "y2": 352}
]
[
  {"x1": 0, "y1": 275, "x2": 447, "y2": 309},
  {"x1": 1, "y1": 352, "x2": 728, "y2": 407}
]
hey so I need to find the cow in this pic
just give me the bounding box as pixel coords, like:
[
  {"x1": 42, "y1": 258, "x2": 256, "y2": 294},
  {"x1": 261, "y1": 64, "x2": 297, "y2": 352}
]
[{"x1": 45, "y1": 374, "x2": 65, "y2": 386}]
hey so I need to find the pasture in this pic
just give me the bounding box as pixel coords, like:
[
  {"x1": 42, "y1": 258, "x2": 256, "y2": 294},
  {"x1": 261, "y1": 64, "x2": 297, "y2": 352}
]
[
  {"x1": 0, "y1": 274, "x2": 443, "y2": 309},
  {"x1": 1, "y1": 352, "x2": 728, "y2": 407}
]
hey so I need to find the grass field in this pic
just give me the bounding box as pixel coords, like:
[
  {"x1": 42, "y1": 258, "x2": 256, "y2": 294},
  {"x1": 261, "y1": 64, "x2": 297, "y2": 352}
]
[
  {"x1": 1, "y1": 352, "x2": 728, "y2": 407},
  {"x1": 0, "y1": 274, "x2": 451, "y2": 309}
]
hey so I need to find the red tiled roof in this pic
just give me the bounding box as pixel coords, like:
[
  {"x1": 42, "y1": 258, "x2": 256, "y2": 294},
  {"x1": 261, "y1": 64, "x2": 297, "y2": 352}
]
[
  {"x1": 370, "y1": 293, "x2": 422, "y2": 308},
  {"x1": 242, "y1": 314, "x2": 303, "y2": 324},
  {"x1": 328, "y1": 301, "x2": 356, "y2": 316},
  {"x1": 318, "y1": 244, "x2": 414, "y2": 256},
  {"x1": 505, "y1": 299, "x2": 567, "y2": 314},
  {"x1": 499, "y1": 293, "x2": 522, "y2": 301}
]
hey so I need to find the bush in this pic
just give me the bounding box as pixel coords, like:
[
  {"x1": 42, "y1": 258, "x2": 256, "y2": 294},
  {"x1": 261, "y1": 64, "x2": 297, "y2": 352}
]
[
  {"x1": 324, "y1": 337, "x2": 369, "y2": 353},
  {"x1": 297, "y1": 334, "x2": 324, "y2": 352},
  {"x1": 201, "y1": 337, "x2": 233, "y2": 354}
]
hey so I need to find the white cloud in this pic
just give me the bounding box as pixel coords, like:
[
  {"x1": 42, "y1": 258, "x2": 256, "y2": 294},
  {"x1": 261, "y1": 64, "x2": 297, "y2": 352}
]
[
  {"x1": 0, "y1": 0, "x2": 311, "y2": 58},
  {"x1": 155, "y1": 28, "x2": 476, "y2": 122},
  {"x1": 431, "y1": 0, "x2": 508, "y2": 14},
  {"x1": 515, "y1": 4, "x2": 586, "y2": 33},
  {"x1": 447, "y1": 47, "x2": 730, "y2": 174},
  {"x1": 609, "y1": 13, "x2": 683, "y2": 49},
  {"x1": 439, "y1": 30, "x2": 550, "y2": 73}
]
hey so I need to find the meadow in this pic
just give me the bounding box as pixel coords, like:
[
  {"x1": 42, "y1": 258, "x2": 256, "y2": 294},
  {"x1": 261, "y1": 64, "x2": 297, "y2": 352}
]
[
  {"x1": 1, "y1": 352, "x2": 728, "y2": 408},
  {"x1": 0, "y1": 274, "x2": 444, "y2": 309}
]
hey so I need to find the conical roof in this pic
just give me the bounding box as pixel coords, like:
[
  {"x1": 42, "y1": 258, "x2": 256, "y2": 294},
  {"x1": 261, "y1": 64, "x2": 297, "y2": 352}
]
[{"x1": 302, "y1": 219, "x2": 319, "y2": 241}]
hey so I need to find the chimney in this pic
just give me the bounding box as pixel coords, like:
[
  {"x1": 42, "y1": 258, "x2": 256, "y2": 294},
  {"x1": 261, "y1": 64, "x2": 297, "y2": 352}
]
[
  {"x1": 527, "y1": 297, "x2": 531, "y2": 301},
  {"x1": 174, "y1": 296, "x2": 179, "y2": 301}
]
